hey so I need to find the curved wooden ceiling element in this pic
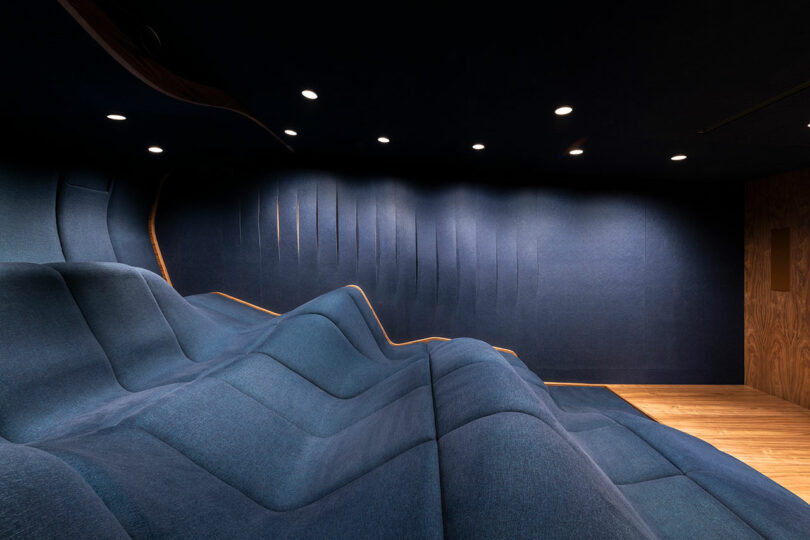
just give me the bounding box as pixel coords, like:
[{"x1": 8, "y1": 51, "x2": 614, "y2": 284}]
[{"x1": 57, "y1": 0, "x2": 292, "y2": 152}]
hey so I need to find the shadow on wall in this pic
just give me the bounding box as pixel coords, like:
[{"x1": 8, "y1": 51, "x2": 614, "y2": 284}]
[{"x1": 157, "y1": 169, "x2": 743, "y2": 384}]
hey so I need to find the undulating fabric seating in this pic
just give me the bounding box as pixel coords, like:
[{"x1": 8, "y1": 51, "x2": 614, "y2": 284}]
[{"x1": 1, "y1": 262, "x2": 808, "y2": 538}]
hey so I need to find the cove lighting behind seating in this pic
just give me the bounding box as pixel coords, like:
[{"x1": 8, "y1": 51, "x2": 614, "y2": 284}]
[
  {"x1": 106, "y1": 114, "x2": 126, "y2": 121},
  {"x1": 148, "y1": 146, "x2": 163, "y2": 154},
  {"x1": 472, "y1": 143, "x2": 485, "y2": 150},
  {"x1": 555, "y1": 106, "x2": 573, "y2": 116},
  {"x1": 301, "y1": 89, "x2": 318, "y2": 100},
  {"x1": 569, "y1": 148, "x2": 584, "y2": 155},
  {"x1": 671, "y1": 154, "x2": 687, "y2": 161},
  {"x1": 284, "y1": 129, "x2": 298, "y2": 136},
  {"x1": 377, "y1": 136, "x2": 390, "y2": 144}
]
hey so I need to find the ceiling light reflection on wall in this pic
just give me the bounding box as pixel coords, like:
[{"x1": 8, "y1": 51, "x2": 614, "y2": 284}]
[
  {"x1": 555, "y1": 106, "x2": 573, "y2": 116},
  {"x1": 301, "y1": 89, "x2": 318, "y2": 100},
  {"x1": 671, "y1": 154, "x2": 687, "y2": 161},
  {"x1": 106, "y1": 114, "x2": 126, "y2": 121},
  {"x1": 148, "y1": 146, "x2": 163, "y2": 154},
  {"x1": 377, "y1": 136, "x2": 390, "y2": 144},
  {"x1": 284, "y1": 129, "x2": 298, "y2": 136},
  {"x1": 569, "y1": 148, "x2": 584, "y2": 155},
  {"x1": 472, "y1": 143, "x2": 485, "y2": 150}
]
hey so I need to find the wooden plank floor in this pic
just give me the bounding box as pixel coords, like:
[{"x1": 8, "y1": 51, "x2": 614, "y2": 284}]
[{"x1": 602, "y1": 385, "x2": 810, "y2": 503}]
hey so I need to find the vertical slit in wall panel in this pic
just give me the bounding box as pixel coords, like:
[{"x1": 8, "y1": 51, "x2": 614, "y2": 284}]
[
  {"x1": 495, "y1": 193, "x2": 519, "y2": 347},
  {"x1": 515, "y1": 191, "x2": 539, "y2": 361},
  {"x1": 393, "y1": 187, "x2": 416, "y2": 340},
  {"x1": 335, "y1": 181, "x2": 357, "y2": 287},
  {"x1": 473, "y1": 190, "x2": 498, "y2": 340},
  {"x1": 534, "y1": 193, "x2": 545, "y2": 364},
  {"x1": 434, "y1": 190, "x2": 457, "y2": 337},
  {"x1": 455, "y1": 189, "x2": 478, "y2": 337},
  {"x1": 297, "y1": 178, "x2": 320, "y2": 302},
  {"x1": 771, "y1": 228, "x2": 791, "y2": 291},
  {"x1": 258, "y1": 179, "x2": 281, "y2": 309},
  {"x1": 413, "y1": 194, "x2": 438, "y2": 338},
  {"x1": 355, "y1": 185, "x2": 378, "y2": 299},
  {"x1": 254, "y1": 185, "x2": 263, "y2": 305},
  {"x1": 315, "y1": 177, "x2": 338, "y2": 290},
  {"x1": 375, "y1": 183, "x2": 399, "y2": 334},
  {"x1": 277, "y1": 181, "x2": 300, "y2": 312},
  {"x1": 105, "y1": 178, "x2": 120, "y2": 262}
]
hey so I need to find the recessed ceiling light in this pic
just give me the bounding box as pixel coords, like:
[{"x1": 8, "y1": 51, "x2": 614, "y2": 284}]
[
  {"x1": 147, "y1": 146, "x2": 163, "y2": 154},
  {"x1": 284, "y1": 129, "x2": 298, "y2": 136},
  {"x1": 106, "y1": 114, "x2": 126, "y2": 121},
  {"x1": 671, "y1": 154, "x2": 687, "y2": 161},
  {"x1": 377, "y1": 136, "x2": 390, "y2": 144},
  {"x1": 569, "y1": 148, "x2": 584, "y2": 155},
  {"x1": 472, "y1": 143, "x2": 485, "y2": 150},
  {"x1": 555, "y1": 106, "x2": 573, "y2": 116},
  {"x1": 301, "y1": 89, "x2": 318, "y2": 100}
]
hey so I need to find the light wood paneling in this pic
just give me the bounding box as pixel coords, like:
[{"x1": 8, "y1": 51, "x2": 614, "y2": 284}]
[
  {"x1": 607, "y1": 384, "x2": 810, "y2": 503},
  {"x1": 745, "y1": 170, "x2": 810, "y2": 408}
]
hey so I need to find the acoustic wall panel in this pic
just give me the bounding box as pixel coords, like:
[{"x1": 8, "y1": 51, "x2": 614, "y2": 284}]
[
  {"x1": 0, "y1": 166, "x2": 65, "y2": 263},
  {"x1": 158, "y1": 170, "x2": 742, "y2": 384},
  {"x1": 0, "y1": 163, "x2": 160, "y2": 270},
  {"x1": 57, "y1": 171, "x2": 117, "y2": 262},
  {"x1": 746, "y1": 170, "x2": 810, "y2": 408},
  {"x1": 107, "y1": 172, "x2": 162, "y2": 274}
]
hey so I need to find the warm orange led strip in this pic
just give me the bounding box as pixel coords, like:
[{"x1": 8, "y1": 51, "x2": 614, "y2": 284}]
[
  {"x1": 210, "y1": 292, "x2": 282, "y2": 316},
  {"x1": 345, "y1": 285, "x2": 517, "y2": 356},
  {"x1": 148, "y1": 174, "x2": 173, "y2": 287},
  {"x1": 149, "y1": 179, "x2": 517, "y2": 356}
]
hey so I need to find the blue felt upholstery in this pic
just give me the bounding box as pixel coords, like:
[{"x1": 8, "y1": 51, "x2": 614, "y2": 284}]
[
  {"x1": 157, "y1": 170, "x2": 744, "y2": 385},
  {"x1": 0, "y1": 262, "x2": 807, "y2": 538}
]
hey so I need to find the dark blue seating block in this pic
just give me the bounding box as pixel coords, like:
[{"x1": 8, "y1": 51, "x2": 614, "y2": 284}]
[{"x1": 0, "y1": 262, "x2": 807, "y2": 538}]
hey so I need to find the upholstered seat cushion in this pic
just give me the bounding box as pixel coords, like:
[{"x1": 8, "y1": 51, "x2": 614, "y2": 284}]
[{"x1": 0, "y1": 262, "x2": 808, "y2": 538}]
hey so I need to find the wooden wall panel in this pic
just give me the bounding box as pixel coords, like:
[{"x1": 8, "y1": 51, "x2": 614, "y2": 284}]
[{"x1": 745, "y1": 169, "x2": 810, "y2": 408}]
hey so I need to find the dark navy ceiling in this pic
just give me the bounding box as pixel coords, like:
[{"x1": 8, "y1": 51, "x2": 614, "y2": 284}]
[{"x1": 2, "y1": 2, "x2": 810, "y2": 180}]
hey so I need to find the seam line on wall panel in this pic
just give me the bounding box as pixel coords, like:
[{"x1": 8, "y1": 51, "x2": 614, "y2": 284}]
[
  {"x1": 276, "y1": 192, "x2": 280, "y2": 249},
  {"x1": 148, "y1": 173, "x2": 173, "y2": 286},
  {"x1": 435, "y1": 221, "x2": 439, "y2": 306},
  {"x1": 335, "y1": 184, "x2": 339, "y2": 261},
  {"x1": 415, "y1": 209, "x2": 419, "y2": 296},
  {"x1": 495, "y1": 217, "x2": 499, "y2": 313},
  {"x1": 395, "y1": 201, "x2": 399, "y2": 268},
  {"x1": 315, "y1": 182, "x2": 320, "y2": 253},
  {"x1": 54, "y1": 170, "x2": 68, "y2": 261},
  {"x1": 106, "y1": 177, "x2": 121, "y2": 263},
  {"x1": 296, "y1": 190, "x2": 300, "y2": 260},
  {"x1": 454, "y1": 211, "x2": 460, "y2": 312},
  {"x1": 374, "y1": 192, "x2": 379, "y2": 284},
  {"x1": 256, "y1": 187, "x2": 262, "y2": 304}
]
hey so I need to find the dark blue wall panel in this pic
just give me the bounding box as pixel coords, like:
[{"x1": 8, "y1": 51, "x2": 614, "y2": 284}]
[
  {"x1": 0, "y1": 164, "x2": 160, "y2": 273},
  {"x1": 158, "y1": 170, "x2": 743, "y2": 384},
  {"x1": 0, "y1": 166, "x2": 65, "y2": 263}
]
